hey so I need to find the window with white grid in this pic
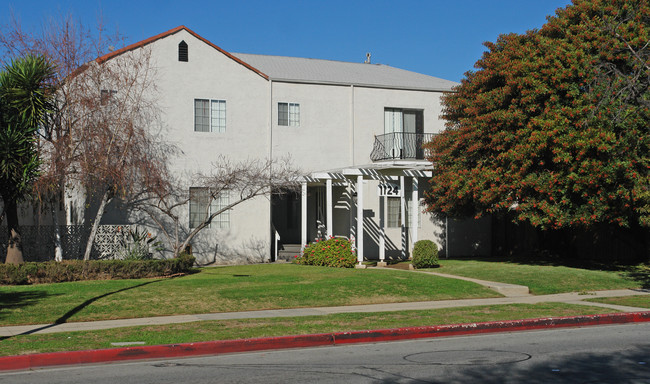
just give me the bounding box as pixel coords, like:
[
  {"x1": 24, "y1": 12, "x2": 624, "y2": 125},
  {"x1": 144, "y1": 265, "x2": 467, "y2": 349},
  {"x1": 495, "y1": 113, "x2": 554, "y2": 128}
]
[
  {"x1": 210, "y1": 190, "x2": 230, "y2": 229},
  {"x1": 194, "y1": 99, "x2": 226, "y2": 132},
  {"x1": 189, "y1": 187, "x2": 230, "y2": 228},
  {"x1": 387, "y1": 197, "x2": 401, "y2": 228},
  {"x1": 278, "y1": 102, "x2": 300, "y2": 126}
]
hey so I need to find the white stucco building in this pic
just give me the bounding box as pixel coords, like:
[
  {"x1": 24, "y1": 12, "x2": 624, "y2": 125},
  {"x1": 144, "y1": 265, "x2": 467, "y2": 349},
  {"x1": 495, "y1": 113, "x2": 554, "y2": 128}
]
[{"x1": 17, "y1": 25, "x2": 491, "y2": 264}]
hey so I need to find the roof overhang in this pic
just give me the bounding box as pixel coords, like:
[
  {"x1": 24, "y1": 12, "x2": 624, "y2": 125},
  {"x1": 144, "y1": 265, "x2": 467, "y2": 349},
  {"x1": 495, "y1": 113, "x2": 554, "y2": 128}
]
[{"x1": 303, "y1": 161, "x2": 432, "y2": 184}]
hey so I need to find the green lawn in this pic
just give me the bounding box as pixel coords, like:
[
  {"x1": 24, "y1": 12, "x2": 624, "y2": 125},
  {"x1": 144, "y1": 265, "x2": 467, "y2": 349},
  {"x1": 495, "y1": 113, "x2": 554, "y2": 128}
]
[
  {"x1": 427, "y1": 259, "x2": 640, "y2": 295},
  {"x1": 586, "y1": 295, "x2": 650, "y2": 309},
  {"x1": 0, "y1": 303, "x2": 616, "y2": 357},
  {"x1": 0, "y1": 264, "x2": 498, "y2": 326}
]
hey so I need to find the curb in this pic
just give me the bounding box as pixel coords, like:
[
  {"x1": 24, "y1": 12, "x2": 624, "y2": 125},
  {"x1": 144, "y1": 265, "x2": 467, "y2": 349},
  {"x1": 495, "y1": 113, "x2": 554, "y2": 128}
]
[{"x1": 1, "y1": 311, "x2": 649, "y2": 371}]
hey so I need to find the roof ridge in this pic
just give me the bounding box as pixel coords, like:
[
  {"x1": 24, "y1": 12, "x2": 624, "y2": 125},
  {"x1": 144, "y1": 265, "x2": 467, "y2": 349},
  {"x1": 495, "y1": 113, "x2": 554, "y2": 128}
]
[
  {"x1": 95, "y1": 26, "x2": 268, "y2": 80},
  {"x1": 233, "y1": 52, "x2": 386, "y2": 67}
]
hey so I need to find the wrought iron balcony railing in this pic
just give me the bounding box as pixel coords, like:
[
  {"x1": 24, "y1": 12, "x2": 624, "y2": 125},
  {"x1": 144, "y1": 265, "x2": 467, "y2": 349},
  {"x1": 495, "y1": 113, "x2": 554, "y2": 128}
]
[{"x1": 370, "y1": 132, "x2": 435, "y2": 161}]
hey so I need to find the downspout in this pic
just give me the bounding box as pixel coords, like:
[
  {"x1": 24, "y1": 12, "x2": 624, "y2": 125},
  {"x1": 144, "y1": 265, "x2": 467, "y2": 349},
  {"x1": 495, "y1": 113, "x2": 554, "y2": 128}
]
[
  {"x1": 269, "y1": 79, "x2": 275, "y2": 262},
  {"x1": 350, "y1": 85, "x2": 355, "y2": 165}
]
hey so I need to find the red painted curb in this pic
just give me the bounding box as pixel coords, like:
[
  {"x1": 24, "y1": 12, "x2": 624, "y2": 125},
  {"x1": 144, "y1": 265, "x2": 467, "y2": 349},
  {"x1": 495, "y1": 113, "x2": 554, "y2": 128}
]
[
  {"x1": 1, "y1": 311, "x2": 648, "y2": 371},
  {"x1": 332, "y1": 311, "x2": 650, "y2": 344}
]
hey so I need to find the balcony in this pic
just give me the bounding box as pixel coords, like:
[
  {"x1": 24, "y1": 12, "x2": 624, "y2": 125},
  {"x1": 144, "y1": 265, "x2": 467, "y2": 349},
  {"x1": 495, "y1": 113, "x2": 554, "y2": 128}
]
[{"x1": 370, "y1": 132, "x2": 435, "y2": 162}]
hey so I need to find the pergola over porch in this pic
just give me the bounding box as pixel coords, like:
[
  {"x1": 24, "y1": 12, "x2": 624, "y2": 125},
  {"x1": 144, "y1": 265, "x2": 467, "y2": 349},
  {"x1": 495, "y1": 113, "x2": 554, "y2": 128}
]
[{"x1": 299, "y1": 162, "x2": 432, "y2": 266}]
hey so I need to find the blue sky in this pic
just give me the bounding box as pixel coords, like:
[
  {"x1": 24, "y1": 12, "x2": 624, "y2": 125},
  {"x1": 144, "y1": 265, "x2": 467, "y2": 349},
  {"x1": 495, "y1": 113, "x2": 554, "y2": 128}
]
[{"x1": 4, "y1": 0, "x2": 571, "y2": 82}]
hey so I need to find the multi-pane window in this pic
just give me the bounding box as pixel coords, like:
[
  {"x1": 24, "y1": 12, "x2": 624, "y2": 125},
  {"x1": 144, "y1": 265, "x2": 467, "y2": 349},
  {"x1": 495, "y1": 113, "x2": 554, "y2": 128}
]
[
  {"x1": 189, "y1": 187, "x2": 230, "y2": 228},
  {"x1": 210, "y1": 191, "x2": 230, "y2": 229},
  {"x1": 386, "y1": 195, "x2": 421, "y2": 228},
  {"x1": 194, "y1": 99, "x2": 226, "y2": 132},
  {"x1": 189, "y1": 187, "x2": 210, "y2": 228},
  {"x1": 278, "y1": 102, "x2": 300, "y2": 126},
  {"x1": 100, "y1": 89, "x2": 117, "y2": 105},
  {"x1": 387, "y1": 197, "x2": 401, "y2": 228}
]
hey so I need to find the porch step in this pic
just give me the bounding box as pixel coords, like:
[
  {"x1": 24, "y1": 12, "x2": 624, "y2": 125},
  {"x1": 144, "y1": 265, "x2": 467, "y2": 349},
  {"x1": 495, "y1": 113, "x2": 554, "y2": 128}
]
[{"x1": 277, "y1": 244, "x2": 302, "y2": 261}]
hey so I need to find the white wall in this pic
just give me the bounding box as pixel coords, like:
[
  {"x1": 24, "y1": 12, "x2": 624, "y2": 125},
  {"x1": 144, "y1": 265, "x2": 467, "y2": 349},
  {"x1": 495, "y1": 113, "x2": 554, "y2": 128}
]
[{"x1": 134, "y1": 30, "x2": 274, "y2": 264}]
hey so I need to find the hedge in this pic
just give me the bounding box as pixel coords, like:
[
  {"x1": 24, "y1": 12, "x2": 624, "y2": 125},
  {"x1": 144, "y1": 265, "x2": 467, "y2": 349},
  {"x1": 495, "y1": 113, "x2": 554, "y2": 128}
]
[{"x1": 0, "y1": 253, "x2": 196, "y2": 285}]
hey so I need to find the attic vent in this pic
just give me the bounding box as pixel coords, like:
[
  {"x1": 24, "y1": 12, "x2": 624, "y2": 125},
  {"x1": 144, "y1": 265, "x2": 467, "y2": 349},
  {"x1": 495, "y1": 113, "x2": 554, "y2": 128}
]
[{"x1": 178, "y1": 41, "x2": 188, "y2": 62}]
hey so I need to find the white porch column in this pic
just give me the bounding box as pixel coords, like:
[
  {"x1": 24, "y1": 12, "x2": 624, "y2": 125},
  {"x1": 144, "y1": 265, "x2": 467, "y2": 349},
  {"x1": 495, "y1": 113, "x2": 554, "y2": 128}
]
[
  {"x1": 349, "y1": 182, "x2": 355, "y2": 241},
  {"x1": 411, "y1": 177, "x2": 419, "y2": 247},
  {"x1": 400, "y1": 176, "x2": 406, "y2": 259},
  {"x1": 301, "y1": 182, "x2": 307, "y2": 250},
  {"x1": 379, "y1": 195, "x2": 385, "y2": 262},
  {"x1": 326, "y1": 178, "x2": 333, "y2": 238},
  {"x1": 356, "y1": 175, "x2": 364, "y2": 264}
]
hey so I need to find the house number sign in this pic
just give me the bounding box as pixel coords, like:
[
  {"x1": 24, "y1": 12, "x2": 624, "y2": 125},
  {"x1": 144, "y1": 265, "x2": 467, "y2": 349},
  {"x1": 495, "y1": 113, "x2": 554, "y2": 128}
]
[{"x1": 378, "y1": 182, "x2": 402, "y2": 197}]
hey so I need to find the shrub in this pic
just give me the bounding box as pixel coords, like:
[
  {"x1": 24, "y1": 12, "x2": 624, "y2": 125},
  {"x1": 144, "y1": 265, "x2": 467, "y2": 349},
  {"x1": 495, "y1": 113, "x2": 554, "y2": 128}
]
[
  {"x1": 295, "y1": 237, "x2": 356, "y2": 268},
  {"x1": 411, "y1": 240, "x2": 439, "y2": 269},
  {"x1": 117, "y1": 227, "x2": 164, "y2": 260},
  {"x1": 0, "y1": 253, "x2": 196, "y2": 285}
]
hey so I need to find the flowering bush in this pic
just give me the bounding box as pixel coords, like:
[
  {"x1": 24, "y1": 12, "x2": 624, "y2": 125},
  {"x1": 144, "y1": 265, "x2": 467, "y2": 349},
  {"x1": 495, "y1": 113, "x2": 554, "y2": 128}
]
[{"x1": 294, "y1": 237, "x2": 356, "y2": 268}]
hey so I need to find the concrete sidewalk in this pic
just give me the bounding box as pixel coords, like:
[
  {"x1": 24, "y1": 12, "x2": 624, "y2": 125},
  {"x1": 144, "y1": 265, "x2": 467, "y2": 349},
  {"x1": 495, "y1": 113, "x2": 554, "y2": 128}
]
[
  {"x1": 2, "y1": 270, "x2": 649, "y2": 372},
  {"x1": 2, "y1": 288, "x2": 648, "y2": 337}
]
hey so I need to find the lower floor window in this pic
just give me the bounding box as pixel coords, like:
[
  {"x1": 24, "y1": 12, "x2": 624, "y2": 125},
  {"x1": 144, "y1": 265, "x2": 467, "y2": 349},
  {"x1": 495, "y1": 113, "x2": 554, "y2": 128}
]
[
  {"x1": 189, "y1": 187, "x2": 230, "y2": 229},
  {"x1": 387, "y1": 197, "x2": 401, "y2": 228},
  {"x1": 387, "y1": 196, "x2": 421, "y2": 228}
]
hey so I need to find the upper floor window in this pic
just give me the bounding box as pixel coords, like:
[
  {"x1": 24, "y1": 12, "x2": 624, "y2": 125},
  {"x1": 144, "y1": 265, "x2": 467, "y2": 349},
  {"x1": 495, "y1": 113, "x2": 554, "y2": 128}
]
[
  {"x1": 194, "y1": 99, "x2": 226, "y2": 132},
  {"x1": 278, "y1": 102, "x2": 300, "y2": 126},
  {"x1": 178, "y1": 41, "x2": 188, "y2": 62},
  {"x1": 100, "y1": 89, "x2": 117, "y2": 105}
]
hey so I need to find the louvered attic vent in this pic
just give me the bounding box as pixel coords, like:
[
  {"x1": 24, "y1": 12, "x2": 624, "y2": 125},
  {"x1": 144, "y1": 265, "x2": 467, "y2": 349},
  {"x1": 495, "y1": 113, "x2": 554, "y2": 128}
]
[{"x1": 178, "y1": 41, "x2": 188, "y2": 62}]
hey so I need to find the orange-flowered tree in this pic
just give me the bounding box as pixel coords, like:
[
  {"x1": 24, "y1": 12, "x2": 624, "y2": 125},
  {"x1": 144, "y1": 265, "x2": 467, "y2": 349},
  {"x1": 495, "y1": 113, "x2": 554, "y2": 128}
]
[{"x1": 425, "y1": 0, "x2": 649, "y2": 237}]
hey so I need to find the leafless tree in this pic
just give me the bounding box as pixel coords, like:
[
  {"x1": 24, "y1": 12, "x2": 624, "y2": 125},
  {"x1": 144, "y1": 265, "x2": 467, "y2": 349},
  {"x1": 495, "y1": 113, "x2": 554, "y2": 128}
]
[
  {"x1": 0, "y1": 14, "x2": 165, "y2": 260},
  {"x1": 133, "y1": 156, "x2": 301, "y2": 258}
]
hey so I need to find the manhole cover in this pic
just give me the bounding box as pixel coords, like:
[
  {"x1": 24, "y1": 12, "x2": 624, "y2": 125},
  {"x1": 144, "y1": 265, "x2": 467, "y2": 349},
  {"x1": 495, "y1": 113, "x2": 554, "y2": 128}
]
[{"x1": 404, "y1": 350, "x2": 531, "y2": 365}]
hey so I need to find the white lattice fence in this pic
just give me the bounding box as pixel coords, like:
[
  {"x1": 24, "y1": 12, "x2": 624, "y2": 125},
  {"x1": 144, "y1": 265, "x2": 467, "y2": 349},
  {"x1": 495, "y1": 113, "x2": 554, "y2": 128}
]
[{"x1": 0, "y1": 225, "x2": 132, "y2": 262}]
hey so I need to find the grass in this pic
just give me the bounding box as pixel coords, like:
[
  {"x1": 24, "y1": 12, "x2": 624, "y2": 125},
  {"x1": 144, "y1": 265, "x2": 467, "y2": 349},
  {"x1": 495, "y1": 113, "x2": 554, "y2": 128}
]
[
  {"x1": 425, "y1": 259, "x2": 640, "y2": 295},
  {"x1": 586, "y1": 295, "x2": 650, "y2": 309},
  {"x1": 0, "y1": 264, "x2": 499, "y2": 326},
  {"x1": 0, "y1": 302, "x2": 617, "y2": 356}
]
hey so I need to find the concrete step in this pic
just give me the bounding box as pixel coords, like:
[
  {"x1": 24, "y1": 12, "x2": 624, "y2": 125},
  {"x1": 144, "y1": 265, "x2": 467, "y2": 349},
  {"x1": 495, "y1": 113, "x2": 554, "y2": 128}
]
[{"x1": 277, "y1": 244, "x2": 302, "y2": 261}]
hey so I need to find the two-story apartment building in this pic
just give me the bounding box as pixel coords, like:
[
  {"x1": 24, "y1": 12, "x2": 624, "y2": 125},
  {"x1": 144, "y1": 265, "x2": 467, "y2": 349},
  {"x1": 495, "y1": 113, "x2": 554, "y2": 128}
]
[{"x1": 70, "y1": 26, "x2": 492, "y2": 264}]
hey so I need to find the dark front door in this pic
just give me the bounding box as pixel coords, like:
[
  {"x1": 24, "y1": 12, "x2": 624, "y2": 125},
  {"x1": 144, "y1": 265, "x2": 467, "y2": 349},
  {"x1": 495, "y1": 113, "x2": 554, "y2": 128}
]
[{"x1": 271, "y1": 192, "x2": 301, "y2": 245}]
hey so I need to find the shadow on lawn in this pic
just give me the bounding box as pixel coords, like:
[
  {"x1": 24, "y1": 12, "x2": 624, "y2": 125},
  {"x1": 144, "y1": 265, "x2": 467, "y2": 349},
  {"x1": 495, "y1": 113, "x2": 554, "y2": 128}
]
[
  {"x1": 445, "y1": 254, "x2": 631, "y2": 271},
  {"x1": 0, "y1": 290, "x2": 54, "y2": 321},
  {"x1": 625, "y1": 265, "x2": 650, "y2": 289},
  {"x1": 441, "y1": 255, "x2": 650, "y2": 289},
  {"x1": 0, "y1": 279, "x2": 164, "y2": 341}
]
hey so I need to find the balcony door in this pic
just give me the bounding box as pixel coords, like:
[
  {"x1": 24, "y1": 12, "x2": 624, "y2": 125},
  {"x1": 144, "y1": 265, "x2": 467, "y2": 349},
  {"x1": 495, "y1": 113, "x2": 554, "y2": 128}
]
[{"x1": 384, "y1": 108, "x2": 423, "y2": 159}]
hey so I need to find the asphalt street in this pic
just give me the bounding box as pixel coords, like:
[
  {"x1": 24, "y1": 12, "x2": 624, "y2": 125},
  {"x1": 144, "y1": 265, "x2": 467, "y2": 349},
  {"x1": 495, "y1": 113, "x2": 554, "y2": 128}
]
[{"x1": 2, "y1": 322, "x2": 648, "y2": 383}]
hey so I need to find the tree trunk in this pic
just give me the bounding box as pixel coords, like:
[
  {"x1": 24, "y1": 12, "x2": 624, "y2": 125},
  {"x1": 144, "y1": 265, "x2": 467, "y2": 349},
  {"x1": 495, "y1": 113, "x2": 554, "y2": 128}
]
[
  {"x1": 83, "y1": 189, "x2": 112, "y2": 261},
  {"x1": 5, "y1": 199, "x2": 24, "y2": 264},
  {"x1": 50, "y1": 202, "x2": 63, "y2": 262}
]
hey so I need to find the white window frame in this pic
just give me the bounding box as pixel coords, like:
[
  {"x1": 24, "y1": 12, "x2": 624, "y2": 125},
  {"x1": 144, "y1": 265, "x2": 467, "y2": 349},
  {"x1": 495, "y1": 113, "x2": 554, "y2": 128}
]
[
  {"x1": 194, "y1": 99, "x2": 226, "y2": 132},
  {"x1": 189, "y1": 187, "x2": 230, "y2": 229},
  {"x1": 278, "y1": 102, "x2": 300, "y2": 126},
  {"x1": 387, "y1": 197, "x2": 401, "y2": 228},
  {"x1": 387, "y1": 195, "x2": 421, "y2": 229}
]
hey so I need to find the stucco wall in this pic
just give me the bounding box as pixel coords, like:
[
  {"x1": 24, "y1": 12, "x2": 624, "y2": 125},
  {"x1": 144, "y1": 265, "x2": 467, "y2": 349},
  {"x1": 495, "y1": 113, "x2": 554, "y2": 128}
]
[{"x1": 132, "y1": 30, "x2": 274, "y2": 265}]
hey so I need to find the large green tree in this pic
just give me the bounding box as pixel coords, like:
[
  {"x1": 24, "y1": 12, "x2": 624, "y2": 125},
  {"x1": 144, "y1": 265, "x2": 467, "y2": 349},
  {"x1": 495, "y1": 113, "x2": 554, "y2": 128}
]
[
  {"x1": 425, "y1": 0, "x2": 649, "y2": 233},
  {"x1": 0, "y1": 55, "x2": 55, "y2": 264}
]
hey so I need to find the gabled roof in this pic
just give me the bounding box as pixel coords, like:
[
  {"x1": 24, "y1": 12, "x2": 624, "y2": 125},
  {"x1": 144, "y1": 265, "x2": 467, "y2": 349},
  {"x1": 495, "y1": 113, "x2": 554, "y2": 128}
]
[
  {"x1": 95, "y1": 26, "x2": 269, "y2": 80},
  {"x1": 95, "y1": 26, "x2": 456, "y2": 91},
  {"x1": 232, "y1": 53, "x2": 458, "y2": 92}
]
